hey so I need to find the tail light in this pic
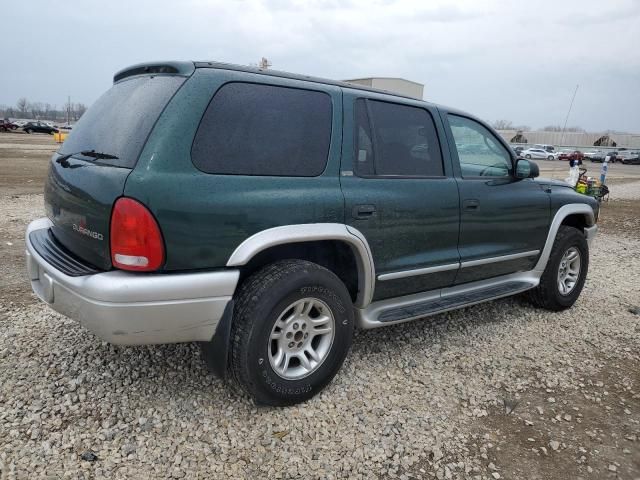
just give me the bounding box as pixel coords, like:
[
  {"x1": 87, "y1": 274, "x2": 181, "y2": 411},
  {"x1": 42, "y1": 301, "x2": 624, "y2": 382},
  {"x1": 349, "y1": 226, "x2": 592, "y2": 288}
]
[{"x1": 110, "y1": 197, "x2": 164, "y2": 271}]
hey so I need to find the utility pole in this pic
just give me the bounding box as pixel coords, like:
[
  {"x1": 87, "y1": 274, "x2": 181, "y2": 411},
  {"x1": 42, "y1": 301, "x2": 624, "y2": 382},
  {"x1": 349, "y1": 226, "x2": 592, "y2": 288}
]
[
  {"x1": 560, "y1": 84, "x2": 579, "y2": 146},
  {"x1": 67, "y1": 96, "x2": 70, "y2": 125}
]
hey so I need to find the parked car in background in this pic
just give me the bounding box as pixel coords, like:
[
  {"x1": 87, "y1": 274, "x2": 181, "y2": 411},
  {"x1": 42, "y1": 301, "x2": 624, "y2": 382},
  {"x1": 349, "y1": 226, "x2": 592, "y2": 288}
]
[
  {"x1": 604, "y1": 151, "x2": 619, "y2": 162},
  {"x1": 0, "y1": 119, "x2": 19, "y2": 131},
  {"x1": 22, "y1": 122, "x2": 59, "y2": 135},
  {"x1": 521, "y1": 148, "x2": 556, "y2": 160},
  {"x1": 533, "y1": 144, "x2": 555, "y2": 153},
  {"x1": 619, "y1": 151, "x2": 640, "y2": 165},
  {"x1": 558, "y1": 150, "x2": 584, "y2": 161},
  {"x1": 584, "y1": 150, "x2": 605, "y2": 162},
  {"x1": 511, "y1": 145, "x2": 525, "y2": 157}
]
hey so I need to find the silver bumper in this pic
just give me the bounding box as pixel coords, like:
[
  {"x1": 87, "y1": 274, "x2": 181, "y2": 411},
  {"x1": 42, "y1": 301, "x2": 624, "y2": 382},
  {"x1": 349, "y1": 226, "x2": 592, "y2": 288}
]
[
  {"x1": 26, "y1": 218, "x2": 239, "y2": 345},
  {"x1": 584, "y1": 224, "x2": 598, "y2": 247}
]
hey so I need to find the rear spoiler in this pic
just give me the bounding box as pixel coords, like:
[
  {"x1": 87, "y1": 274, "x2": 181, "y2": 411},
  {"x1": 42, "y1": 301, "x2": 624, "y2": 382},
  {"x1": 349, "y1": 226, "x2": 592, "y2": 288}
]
[{"x1": 113, "y1": 61, "x2": 195, "y2": 83}]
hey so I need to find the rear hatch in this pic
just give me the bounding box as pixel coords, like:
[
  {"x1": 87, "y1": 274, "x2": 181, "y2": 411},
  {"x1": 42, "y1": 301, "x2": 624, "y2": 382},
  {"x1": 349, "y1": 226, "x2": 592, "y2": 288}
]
[{"x1": 44, "y1": 73, "x2": 187, "y2": 270}]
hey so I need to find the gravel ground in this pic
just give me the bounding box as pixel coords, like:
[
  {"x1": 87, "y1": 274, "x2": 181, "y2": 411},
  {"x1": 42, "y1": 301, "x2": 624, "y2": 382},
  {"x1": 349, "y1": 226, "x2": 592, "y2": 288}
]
[
  {"x1": 1, "y1": 141, "x2": 639, "y2": 479},
  {"x1": 609, "y1": 180, "x2": 640, "y2": 200}
]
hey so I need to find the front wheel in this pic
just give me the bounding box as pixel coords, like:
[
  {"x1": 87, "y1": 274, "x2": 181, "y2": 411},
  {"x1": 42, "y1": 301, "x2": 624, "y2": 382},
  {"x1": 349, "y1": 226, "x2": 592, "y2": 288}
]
[
  {"x1": 24, "y1": 129, "x2": 31, "y2": 134},
  {"x1": 229, "y1": 260, "x2": 354, "y2": 406},
  {"x1": 528, "y1": 226, "x2": 589, "y2": 311},
  {"x1": 547, "y1": 155, "x2": 554, "y2": 160},
  {"x1": 525, "y1": 154, "x2": 532, "y2": 159}
]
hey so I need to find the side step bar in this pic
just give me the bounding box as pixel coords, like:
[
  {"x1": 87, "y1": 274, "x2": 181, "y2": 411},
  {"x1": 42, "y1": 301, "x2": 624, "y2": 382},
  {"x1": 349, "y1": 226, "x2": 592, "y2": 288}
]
[{"x1": 356, "y1": 272, "x2": 540, "y2": 329}]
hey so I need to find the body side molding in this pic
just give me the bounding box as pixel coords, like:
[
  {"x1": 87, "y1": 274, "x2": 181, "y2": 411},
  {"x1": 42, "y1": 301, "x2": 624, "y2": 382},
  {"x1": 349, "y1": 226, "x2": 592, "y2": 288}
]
[
  {"x1": 460, "y1": 250, "x2": 540, "y2": 269},
  {"x1": 226, "y1": 223, "x2": 375, "y2": 307},
  {"x1": 378, "y1": 262, "x2": 459, "y2": 281},
  {"x1": 357, "y1": 203, "x2": 596, "y2": 329}
]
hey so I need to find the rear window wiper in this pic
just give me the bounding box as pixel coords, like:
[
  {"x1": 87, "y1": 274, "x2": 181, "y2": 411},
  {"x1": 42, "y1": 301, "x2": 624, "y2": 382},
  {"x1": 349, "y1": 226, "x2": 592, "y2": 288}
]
[{"x1": 56, "y1": 150, "x2": 119, "y2": 166}]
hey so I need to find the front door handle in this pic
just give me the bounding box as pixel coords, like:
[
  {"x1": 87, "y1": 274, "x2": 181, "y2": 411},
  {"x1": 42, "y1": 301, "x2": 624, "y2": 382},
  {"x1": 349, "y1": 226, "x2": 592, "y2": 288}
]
[
  {"x1": 353, "y1": 204, "x2": 376, "y2": 219},
  {"x1": 463, "y1": 199, "x2": 480, "y2": 211}
]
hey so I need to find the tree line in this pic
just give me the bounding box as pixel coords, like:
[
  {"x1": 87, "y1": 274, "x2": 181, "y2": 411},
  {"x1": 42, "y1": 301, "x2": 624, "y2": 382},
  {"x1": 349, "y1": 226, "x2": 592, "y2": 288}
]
[
  {"x1": 0, "y1": 97, "x2": 87, "y2": 123},
  {"x1": 491, "y1": 119, "x2": 588, "y2": 132},
  {"x1": 492, "y1": 120, "x2": 630, "y2": 135}
]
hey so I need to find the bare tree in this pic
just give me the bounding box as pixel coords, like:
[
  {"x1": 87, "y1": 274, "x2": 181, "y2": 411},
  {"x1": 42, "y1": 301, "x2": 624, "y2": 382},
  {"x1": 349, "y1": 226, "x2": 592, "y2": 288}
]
[
  {"x1": 16, "y1": 97, "x2": 29, "y2": 116},
  {"x1": 30, "y1": 102, "x2": 44, "y2": 119},
  {"x1": 73, "y1": 103, "x2": 87, "y2": 120},
  {"x1": 492, "y1": 119, "x2": 514, "y2": 130},
  {"x1": 542, "y1": 125, "x2": 585, "y2": 133}
]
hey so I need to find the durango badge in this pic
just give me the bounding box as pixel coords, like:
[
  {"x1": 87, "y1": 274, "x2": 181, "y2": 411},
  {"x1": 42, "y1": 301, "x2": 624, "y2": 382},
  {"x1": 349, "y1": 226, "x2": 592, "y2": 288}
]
[{"x1": 73, "y1": 224, "x2": 104, "y2": 240}]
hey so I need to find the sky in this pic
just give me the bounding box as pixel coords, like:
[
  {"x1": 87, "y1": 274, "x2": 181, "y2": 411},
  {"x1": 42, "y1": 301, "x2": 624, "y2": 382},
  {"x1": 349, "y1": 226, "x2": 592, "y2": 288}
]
[{"x1": 2, "y1": 0, "x2": 639, "y2": 132}]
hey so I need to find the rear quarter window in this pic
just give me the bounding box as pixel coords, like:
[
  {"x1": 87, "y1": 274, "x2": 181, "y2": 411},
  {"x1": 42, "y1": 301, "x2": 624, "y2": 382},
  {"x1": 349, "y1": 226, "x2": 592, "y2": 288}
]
[{"x1": 191, "y1": 82, "x2": 332, "y2": 176}]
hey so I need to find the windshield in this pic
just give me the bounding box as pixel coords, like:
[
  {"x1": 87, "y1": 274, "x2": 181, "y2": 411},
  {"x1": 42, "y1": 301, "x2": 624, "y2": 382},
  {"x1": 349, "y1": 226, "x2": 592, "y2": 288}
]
[{"x1": 58, "y1": 75, "x2": 185, "y2": 168}]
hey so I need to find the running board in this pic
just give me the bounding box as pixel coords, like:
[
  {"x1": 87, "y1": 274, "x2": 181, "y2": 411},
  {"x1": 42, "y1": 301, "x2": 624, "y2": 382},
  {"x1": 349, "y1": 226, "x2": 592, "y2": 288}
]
[{"x1": 356, "y1": 272, "x2": 539, "y2": 329}]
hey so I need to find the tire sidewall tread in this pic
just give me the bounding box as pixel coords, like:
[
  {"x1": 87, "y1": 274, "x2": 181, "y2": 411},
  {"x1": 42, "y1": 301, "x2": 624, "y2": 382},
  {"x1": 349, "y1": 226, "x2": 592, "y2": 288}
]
[
  {"x1": 529, "y1": 225, "x2": 589, "y2": 311},
  {"x1": 229, "y1": 259, "x2": 354, "y2": 406}
]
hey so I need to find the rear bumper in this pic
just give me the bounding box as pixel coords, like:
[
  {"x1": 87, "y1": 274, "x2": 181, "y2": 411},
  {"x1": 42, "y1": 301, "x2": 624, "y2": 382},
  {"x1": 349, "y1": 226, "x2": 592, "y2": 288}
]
[
  {"x1": 584, "y1": 224, "x2": 598, "y2": 247},
  {"x1": 26, "y1": 218, "x2": 239, "y2": 345}
]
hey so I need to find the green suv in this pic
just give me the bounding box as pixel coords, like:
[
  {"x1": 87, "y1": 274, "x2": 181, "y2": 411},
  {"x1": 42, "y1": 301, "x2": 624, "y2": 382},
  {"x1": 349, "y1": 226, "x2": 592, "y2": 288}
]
[{"x1": 26, "y1": 61, "x2": 599, "y2": 405}]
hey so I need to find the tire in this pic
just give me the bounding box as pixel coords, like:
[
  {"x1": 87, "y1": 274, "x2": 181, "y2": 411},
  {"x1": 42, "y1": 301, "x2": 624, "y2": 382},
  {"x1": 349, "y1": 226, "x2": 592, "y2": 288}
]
[
  {"x1": 24, "y1": 129, "x2": 31, "y2": 134},
  {"x1": 525, "y1": 154, "x2": 532, "y2": 159},
  {"x1": 528, "y1": 226, "x2": 588, "y2": 311},
  {"x1": 229, "y1": 259, "x2": 354, "y2": 406},
  {"x1": 547, "y1": 155, "x2": 554, "y2": 160}
]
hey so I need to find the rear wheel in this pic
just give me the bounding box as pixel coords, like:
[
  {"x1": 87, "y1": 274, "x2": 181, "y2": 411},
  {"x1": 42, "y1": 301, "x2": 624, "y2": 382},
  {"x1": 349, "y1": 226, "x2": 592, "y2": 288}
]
[
  {"x1": 528, "y1": 226, "x2": 588, "y2": 311},
  {"x1": 525, "y1": 154, "x2": 532, "y2": 159},
  {"x1": 229, "y1": 260, "x2": 354, "y2": 406}
]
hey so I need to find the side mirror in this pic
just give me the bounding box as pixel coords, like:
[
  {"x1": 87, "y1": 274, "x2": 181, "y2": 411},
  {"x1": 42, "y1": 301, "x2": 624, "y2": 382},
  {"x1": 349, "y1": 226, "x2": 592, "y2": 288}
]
[{"x1": 515, "y1": 158, "x2": 539, "y2": 179}]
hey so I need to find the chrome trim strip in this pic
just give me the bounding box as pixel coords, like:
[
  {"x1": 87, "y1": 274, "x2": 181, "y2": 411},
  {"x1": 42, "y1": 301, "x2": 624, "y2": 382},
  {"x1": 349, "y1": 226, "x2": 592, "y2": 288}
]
[
  {"x1": 378, "y1": 262, "x2": 460, "y2": 281},
  {"x1": 227, "y1": 223, "x2": 375, "y2": 307},
  {"x1": 460, "y1": 250, "x2": 540, "y2": 269}
]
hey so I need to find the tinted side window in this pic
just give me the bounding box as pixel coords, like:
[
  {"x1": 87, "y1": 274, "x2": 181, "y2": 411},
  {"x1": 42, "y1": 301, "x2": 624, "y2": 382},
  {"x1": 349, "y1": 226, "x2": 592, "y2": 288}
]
[
  {"x1": 192, "y1": 83, "x2": 332, "y2": 176},
  {"x1": 448, "y1": 115, "x2": 512, "y2": 177},
  {"x1": 354, "y1": 99, "x2": 443, "y2": 177}
]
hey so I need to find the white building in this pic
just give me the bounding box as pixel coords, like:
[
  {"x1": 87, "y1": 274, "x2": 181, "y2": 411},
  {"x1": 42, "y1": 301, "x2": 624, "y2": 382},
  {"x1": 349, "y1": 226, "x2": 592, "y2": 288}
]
[{"x1": 343, "y1": 77, "x2": 424, "y2": 100}]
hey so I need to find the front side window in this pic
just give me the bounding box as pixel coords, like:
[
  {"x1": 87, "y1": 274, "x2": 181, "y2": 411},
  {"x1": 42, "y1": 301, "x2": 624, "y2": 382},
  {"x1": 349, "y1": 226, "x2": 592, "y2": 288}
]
[
  {"x1": 448, "y1": 115, "x2": 512, "y2": 177},
  {"x1": 192, "y1": 82, "x2": 332, "y2": 176},
  {"x1": 354, "y1": 99, "x2": 444, "y2": 177}
]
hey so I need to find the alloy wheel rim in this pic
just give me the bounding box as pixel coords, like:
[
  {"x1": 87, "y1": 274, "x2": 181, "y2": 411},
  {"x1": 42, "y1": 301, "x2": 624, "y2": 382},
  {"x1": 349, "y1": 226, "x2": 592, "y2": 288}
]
[
  {"x1": 268, "y1": 297, "x2": 335, "y2": 380},
  {"x1": 557, "y1": 247, "x2": 581, "y2": 296}
]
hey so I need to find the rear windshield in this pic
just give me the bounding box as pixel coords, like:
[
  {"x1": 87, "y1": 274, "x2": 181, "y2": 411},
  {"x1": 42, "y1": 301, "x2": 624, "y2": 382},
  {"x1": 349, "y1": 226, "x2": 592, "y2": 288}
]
[{"x1": 58, "y1": 75, "x2": 185, "y2": 168}]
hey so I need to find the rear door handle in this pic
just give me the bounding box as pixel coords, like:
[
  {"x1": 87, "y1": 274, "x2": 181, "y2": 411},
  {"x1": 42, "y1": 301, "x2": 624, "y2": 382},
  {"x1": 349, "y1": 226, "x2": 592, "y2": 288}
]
[
  {"x1": 353, "y1": 204, "x2": 376, "y2": 219},
  {"x1": 463, "y1": 199, "x2": 480, "y2": 211}
]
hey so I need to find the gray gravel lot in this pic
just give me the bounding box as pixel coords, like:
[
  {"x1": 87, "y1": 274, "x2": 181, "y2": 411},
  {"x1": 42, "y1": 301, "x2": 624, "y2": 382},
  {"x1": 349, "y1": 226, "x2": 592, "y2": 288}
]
[{"x1": 1, "y1": 149, "x2": 639, "y2": 478}]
